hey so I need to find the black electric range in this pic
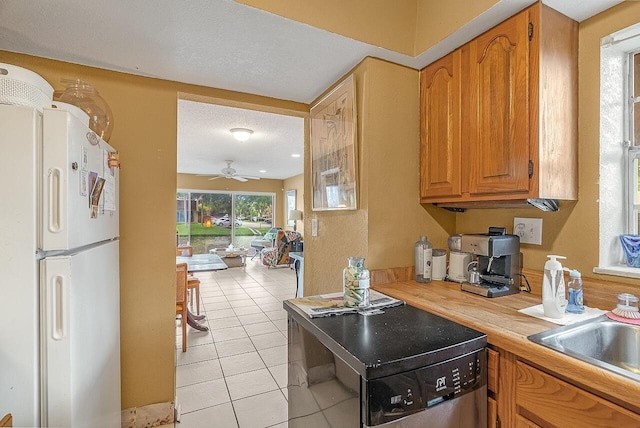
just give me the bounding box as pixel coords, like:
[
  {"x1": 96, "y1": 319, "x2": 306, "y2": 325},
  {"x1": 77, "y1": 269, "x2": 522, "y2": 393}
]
[
  {"x1": 284, "y1": 300, "x2": 487, "y2": 379},
  {"x1": 284, "y1": 298, "x2": 488, "y2": 427}
]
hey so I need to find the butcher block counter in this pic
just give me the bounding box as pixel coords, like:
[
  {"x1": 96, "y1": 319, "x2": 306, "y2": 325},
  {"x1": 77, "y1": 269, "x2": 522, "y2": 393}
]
[{"x1": 373, "y1": 272, "x2": 640, "y2": 427}]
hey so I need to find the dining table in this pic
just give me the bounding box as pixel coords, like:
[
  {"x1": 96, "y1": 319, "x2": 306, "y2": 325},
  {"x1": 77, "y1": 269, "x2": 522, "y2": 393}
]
[
  {"x1": 176, "y1": 253, "x2": 228, "y2": 332},
  {"x1": 176, "y1": 253, "x2": 228, "y2": 272}
]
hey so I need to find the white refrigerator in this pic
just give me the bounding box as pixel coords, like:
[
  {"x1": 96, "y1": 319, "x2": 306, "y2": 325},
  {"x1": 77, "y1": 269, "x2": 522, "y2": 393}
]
[{"x1": 0, "y1": 104, "x2": 121, "y2": 427}]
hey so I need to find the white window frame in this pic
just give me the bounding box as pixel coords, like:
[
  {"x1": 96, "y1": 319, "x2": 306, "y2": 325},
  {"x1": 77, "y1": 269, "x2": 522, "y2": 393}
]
[
  {"x1": 626, "y1": 50, "x2": 640, "y2": 234},
  {"x1": 595, "y1": 24, "x2": 640, "y2": 279}
]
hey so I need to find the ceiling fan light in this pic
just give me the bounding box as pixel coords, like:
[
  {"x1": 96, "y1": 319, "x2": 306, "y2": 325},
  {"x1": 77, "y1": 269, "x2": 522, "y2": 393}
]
[{"x1": 230, "y1": 128, "x2": 253, "y2": 142}]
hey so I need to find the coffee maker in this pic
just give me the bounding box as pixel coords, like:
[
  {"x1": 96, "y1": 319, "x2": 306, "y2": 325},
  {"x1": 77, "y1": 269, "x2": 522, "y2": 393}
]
[{"x1": 455, "y1": 227, "x2": 522, "y2": 297}]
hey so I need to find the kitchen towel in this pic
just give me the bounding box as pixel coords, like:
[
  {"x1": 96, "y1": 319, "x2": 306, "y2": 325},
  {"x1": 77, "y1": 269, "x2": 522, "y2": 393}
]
[{"x1": 518, "y1": 304, "x2": 607, "y2": 325}]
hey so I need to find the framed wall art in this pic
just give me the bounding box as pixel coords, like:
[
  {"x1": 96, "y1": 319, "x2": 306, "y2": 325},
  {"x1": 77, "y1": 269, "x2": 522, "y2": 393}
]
[{"x1": 310, "y1": 74, "x2": 358, "y2": 211}]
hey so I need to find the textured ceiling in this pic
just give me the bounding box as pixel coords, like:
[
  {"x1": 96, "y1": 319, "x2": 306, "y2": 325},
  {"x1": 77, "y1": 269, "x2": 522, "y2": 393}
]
[
  {"x1": 177, "y1": 101, "x2": 304, "y2": 179},
  {"x1": 0, "y1": 0, "x2": 621, "y2": 180}
]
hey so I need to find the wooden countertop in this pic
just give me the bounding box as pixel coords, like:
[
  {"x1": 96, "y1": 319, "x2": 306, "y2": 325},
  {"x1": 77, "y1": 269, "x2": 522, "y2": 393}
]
[{"x1": 373, "y1": 278, "x2": 640, "y2": 414}]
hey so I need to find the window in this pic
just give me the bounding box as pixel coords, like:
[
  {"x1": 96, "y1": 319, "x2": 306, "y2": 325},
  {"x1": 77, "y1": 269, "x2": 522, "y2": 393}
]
[
  {"x1": 627, "y1": 51, "x2": 640, "y2": 234},
  {"x1": 176, "y1": 190, "x2": 275, "y2": 254},
  {"x1": 286, "y1": 189, "x2": 296, "y2": 227},
  {"x1": 596, "y1": 24, "x2": 640, "y2": 278}
]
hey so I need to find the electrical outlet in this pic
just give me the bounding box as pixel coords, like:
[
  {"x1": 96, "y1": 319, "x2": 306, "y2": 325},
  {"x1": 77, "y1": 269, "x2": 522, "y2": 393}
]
[
  {"x1": 311, "y1": 218, "x2": 318, "y2": 237},
  {"x1": 513, "y1": 217, "x2": 543, "y2": 245}
]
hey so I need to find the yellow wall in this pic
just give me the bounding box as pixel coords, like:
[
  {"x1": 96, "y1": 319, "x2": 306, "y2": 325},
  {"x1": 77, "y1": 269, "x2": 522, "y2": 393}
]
[
  {"x1": 235, "y1": 0, "x2": 417, "y2": 56},
  {"x1": 5, "y1": 0, "x2": 640, "y2": 413},
  {"x1": 235, "y1": 0, "x2": 503, "y2": 58},
  {"x1": 454, "y1": 2, "x2": 640, "y2": 288},
  {"x1": 283, "y1": 173, "x2": 305, "y2": 236},
  {"x1": 414, "y1": 0, "x2": 500, "y2": 54},
  {"x1": 0, "y1": 50, "x2": 307, "y2": 409},
  {"x1": 304, "y1": 57, "x2": 453, "y2": 296}
]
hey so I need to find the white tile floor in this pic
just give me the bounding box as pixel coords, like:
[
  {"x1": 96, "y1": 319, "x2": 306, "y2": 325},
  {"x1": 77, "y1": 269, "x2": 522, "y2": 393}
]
[{"x1": 175, "y1": 258, "x2": 296, "y2": 428}]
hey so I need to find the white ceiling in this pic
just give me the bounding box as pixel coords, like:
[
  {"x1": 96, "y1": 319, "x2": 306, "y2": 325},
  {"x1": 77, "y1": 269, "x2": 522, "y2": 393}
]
[
  {"x1": 0, "y1": 0, "x2": 622, "y2": 180},
  {"x1": 177, "y1": 101, "x2": 304, "y2": 179}
]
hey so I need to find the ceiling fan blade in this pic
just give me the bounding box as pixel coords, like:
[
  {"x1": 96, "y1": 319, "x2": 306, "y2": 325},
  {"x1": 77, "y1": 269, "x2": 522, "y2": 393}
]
[
  {"x1": 208, "y1": 176, "x2": 223, "y2": 180},
  {"x1": 232, "y1": 176, "x2": 248, "y2": 182},
  {"x1": 242, "y1": 176, "x2": 260, "y2": 180}
]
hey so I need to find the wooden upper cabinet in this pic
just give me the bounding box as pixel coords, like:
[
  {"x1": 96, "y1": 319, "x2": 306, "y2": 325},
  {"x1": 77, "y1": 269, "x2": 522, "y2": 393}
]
[
  {"x1": 419, "y1": 2, "x2": 578, "y2": 206},
  {"x1": 420, "y1": 50, "x2": 461, "y2": 199},
  {"x1": 467, "y1": 11, "x2": 530, "y2": 196}
]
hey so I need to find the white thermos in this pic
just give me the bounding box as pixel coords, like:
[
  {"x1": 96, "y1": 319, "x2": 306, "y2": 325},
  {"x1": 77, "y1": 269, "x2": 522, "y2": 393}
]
[{"x1": 542, "y1": 255, "x2": 567, "y2": 318}]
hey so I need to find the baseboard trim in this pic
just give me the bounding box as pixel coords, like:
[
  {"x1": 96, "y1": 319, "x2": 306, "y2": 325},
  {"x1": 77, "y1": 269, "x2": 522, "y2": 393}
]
[{"x1": 121, "y1": 401, "x2": 174, "y2": 428}]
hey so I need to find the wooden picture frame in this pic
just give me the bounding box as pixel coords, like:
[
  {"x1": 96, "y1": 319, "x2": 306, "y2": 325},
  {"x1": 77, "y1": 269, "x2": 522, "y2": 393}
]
[{"x1": 310, "y1": 74, "x2": 358, "y2": 211}]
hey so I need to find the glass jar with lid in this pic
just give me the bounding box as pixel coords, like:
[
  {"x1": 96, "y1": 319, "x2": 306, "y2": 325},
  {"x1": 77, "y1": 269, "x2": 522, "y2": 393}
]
[
  {"x1": 57, "y1": 79, "x2": 113, "y2": 142},
  {"x1": 343, "y1": 257, "x2": 370, "y2": 308}
]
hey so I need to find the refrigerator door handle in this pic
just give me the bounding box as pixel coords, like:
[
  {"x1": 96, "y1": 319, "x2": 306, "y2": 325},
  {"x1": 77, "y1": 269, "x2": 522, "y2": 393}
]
[
  {"x1": 42, "y1": 257, "x2": 70, "y2": 342},
  {"x1": 47, "y1": 167, "x2": 63, "y2": 234},
  {"x1": 40, "y1": 256, "x2": 73, "y2": 427},
  {"x1": 50, "y1": 274, "x2": 67, "y2": 340}
]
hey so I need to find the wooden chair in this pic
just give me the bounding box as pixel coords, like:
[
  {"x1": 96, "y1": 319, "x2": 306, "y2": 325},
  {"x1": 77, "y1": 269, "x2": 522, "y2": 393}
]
[
  {"x1": 176, "y1": 246, "x2": 201, "y2": 313},
  {"x1": 176, "y1": 245, "x2": 193, "y2": 256},
  {"x1": 176, "y1": 263, "x2": 189, "y2": 352},
  {"x1": 187, "y1": 275, "x2": 201, "y2": 315}
]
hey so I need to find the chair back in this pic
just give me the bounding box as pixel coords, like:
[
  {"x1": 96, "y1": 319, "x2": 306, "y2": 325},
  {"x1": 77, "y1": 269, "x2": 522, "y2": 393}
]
[
  {"x1": 273, "y1": 230, "x2": 302, "y2": 265},
  {"x1": 176, "y1": 263, "x2": 188, "y2": 304},
  {"x1": 177, "y1": 245, "x2": 193, "y2": 257},
  {"x1": 263, "y1": 227, "x2": 282, "y2": 244}
]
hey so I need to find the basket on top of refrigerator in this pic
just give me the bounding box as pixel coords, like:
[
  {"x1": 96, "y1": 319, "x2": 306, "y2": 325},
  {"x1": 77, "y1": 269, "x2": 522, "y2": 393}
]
[{"x1": 0, "y1": 63, "x2": 53, "y2": 112}]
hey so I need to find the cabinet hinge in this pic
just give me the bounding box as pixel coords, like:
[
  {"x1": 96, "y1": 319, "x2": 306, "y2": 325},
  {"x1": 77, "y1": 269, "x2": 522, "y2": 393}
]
[
  {"x1": 528, "y1": 160, "x2": 534, "y2": 178},
  {"x1": 528, "y1": 22, "x2": 534, "y2": 41}
]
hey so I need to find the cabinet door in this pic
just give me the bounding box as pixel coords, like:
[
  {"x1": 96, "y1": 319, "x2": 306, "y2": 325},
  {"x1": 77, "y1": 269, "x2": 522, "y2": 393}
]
[
  {"x1": 515, "y1": 414, "x2": 542, "y2": 428},
  {"x1": 468, "y1": 11, "x2": 530, "y2": 195},
  {"x1": 420, "y1": 50, "x2": 461, "y2": 199},
  {"x1": 488, "y1": 397, "x2": 498, "y2": 428},
  {"x1": 516, "y1": 361, "x2": 640, "y2": 427}
]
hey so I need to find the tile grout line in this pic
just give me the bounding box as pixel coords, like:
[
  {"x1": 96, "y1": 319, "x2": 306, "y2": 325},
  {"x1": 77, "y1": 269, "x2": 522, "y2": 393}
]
[{"x1": 175, "y1": 260, "x2": 295, "y2": 427}]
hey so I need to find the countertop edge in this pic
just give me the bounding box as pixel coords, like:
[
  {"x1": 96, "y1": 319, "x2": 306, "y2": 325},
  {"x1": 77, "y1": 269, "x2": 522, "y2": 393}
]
[{"x1": 374, "y1": 280, "x2": 640, "y2": 415}]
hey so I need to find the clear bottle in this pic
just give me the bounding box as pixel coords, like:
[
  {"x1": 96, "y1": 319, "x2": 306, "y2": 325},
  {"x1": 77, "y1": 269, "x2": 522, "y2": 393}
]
[
  {"x1": 343, "y1": 257, "x2": 370, "y2": 308},
  {"x1": 414, "y1": 236, "x2": 433, "y2": 283},
  {"x1": 565, "y1": 269, "x2": 584, "y2": 314}
]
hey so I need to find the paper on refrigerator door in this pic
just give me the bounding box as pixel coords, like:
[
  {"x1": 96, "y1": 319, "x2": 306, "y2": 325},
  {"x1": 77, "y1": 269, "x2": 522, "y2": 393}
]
[{"x1": 102, "y1": 149, "x2": 116, "y2": 211}]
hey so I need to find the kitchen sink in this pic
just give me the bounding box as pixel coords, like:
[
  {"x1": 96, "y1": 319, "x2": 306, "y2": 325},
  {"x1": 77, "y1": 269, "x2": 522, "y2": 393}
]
[{"x1": 528, "y1": 315, "x2": 640, "y2": 382}]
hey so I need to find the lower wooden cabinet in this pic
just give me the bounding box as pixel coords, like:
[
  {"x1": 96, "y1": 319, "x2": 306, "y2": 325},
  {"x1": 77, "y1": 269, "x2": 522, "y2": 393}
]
[
  {"x1": 487, "y1": 348, "x2": 499, "y2": 393},
  {"x1": 515, "y1": 361, "x2": 640, "y2": 427},
  {"x1": 488, "y1": 397, "x2": 498, "y2": 428},
  {"x1": 0, "y1": 414, "x2": 12, "y2": 427},
  {"x1": 486, "y1": 347, "x2": 640, "y2": 427},
  {"x1": 515, "y1": 414, "x2": 542, "y2": 428},
  {"x1": 487, "y1": 347, "x2": 500, "y2": 428}
]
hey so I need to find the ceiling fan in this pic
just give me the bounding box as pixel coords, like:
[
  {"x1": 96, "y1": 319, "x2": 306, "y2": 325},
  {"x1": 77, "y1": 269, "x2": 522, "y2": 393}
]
[{"x1": 200, "y1": 160, "x2": 260, "y2": 182}]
